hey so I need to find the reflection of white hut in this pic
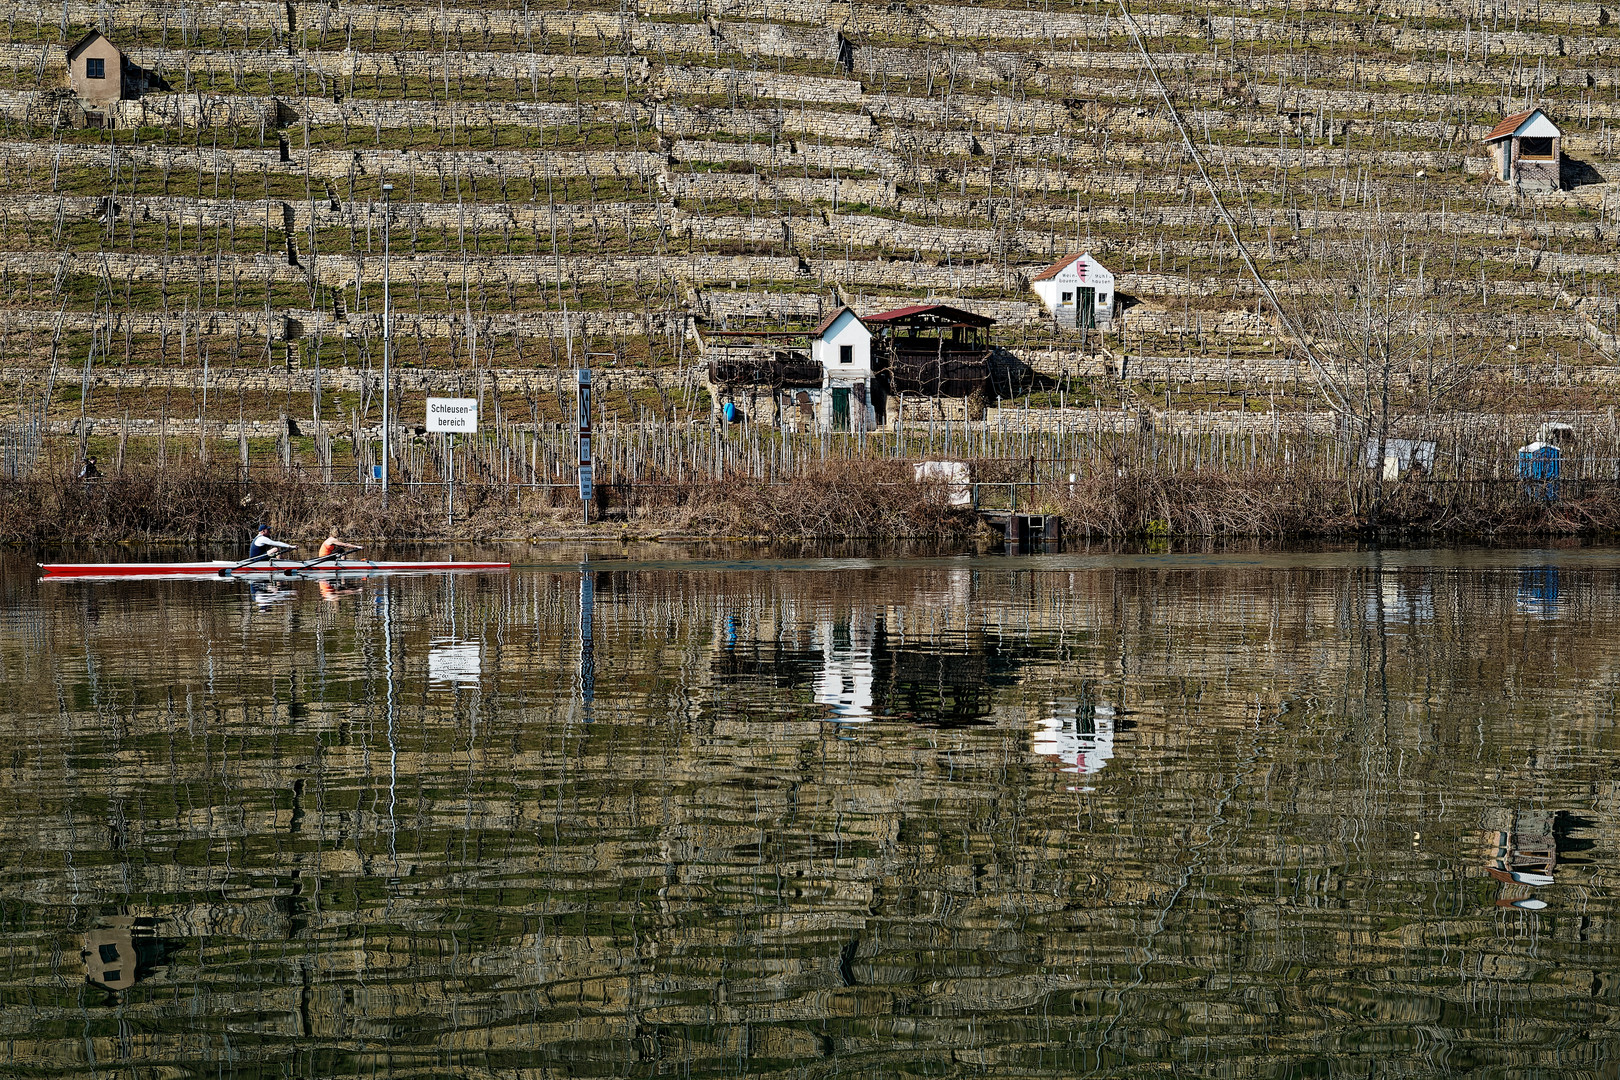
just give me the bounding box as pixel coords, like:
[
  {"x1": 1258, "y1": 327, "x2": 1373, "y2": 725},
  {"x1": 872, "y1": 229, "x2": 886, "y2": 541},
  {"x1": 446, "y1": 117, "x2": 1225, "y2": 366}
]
[
  {"x1": 1032, "y1": 702, "x2": 1117, "y2": 776},
  {"x1": 83, "y1": 927, "x2": 138, "y2": 991},
  {"x1": 812, "y1": 616, "x2": 876, "y2": 721},
  {"x1": 1369, "y1": 577, "x2": 1435, "y2": 624}
]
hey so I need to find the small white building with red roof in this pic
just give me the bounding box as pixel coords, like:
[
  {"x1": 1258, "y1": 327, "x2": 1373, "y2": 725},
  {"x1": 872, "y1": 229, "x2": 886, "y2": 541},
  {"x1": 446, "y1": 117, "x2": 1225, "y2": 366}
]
[
  {"x1": 1029, "y1": 253, "x2": 1116, "y2": 330},
  {"x1": 810, "y1": 305, "x2": 877, "y2": 431},
  {"x1": 1485, "y1": 108, "x2": 1563, "y2": 192}
]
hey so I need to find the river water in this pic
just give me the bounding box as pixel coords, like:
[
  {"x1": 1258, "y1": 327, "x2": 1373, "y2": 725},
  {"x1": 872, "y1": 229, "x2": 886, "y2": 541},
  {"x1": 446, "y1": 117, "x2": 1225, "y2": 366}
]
[{"x1": 1, "y1": 546, "x2": 1616, "y2": 1078}]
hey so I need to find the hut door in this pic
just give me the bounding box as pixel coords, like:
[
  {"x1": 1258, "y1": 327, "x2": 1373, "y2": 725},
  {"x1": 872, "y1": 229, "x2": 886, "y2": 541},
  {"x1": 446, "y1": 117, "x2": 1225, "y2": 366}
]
[
  {"x1": 1077, "y1": 288, "x2": 1097, "y2": 329},
  {"x1": 831, "y1": 388, "x2": 851, "y2": 430}
]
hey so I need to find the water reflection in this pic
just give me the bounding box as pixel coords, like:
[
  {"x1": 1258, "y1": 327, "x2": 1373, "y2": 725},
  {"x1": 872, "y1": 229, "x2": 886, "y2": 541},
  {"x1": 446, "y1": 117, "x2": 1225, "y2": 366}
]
[
  {"x1": 1032, "y1": 698, "x2": 1122, "y2": 782},
  {"x1": 812, "y1": 614, "x2": 877, "y2": 721},
  {"x1": 1483, "y1": 809, "x2": 1594, "y2": 910},
  {"x1": 80, "y1": 917, "x2": 183, "y2": 1001},
  {"x1": 1517, "y1": 565, "x2": 1562, "y2": 616},
  {"x1": 2, "y1": 550, "x2": 1619, "y2": 1078},
  {"x1": 426, "y1": 638, "x2": 482, "y2": 686}
]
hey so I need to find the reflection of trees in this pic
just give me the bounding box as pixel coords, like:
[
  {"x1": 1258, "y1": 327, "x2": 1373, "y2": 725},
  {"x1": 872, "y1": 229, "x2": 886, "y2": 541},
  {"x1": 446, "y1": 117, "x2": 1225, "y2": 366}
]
[{"x1": 2, "y1": 561, "x2": 1619, "y2": 1076}]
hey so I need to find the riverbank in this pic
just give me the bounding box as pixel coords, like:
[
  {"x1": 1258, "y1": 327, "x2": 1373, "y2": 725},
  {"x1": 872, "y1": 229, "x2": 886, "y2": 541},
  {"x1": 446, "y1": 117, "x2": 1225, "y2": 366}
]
[{"x1": 5, "y1": 458, "x2": 1619, "y2": 544}]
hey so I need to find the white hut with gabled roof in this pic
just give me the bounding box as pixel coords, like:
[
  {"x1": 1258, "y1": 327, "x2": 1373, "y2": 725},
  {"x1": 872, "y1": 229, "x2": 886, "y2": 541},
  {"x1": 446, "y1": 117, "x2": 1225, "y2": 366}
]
[
  {"x1": 1030, "y1": 253, "x2": 1116, "y2": 330},
  {"x1": 1485, "y1": 108, "x2": 1563, "y2": 192},
  {"x1": 66, "y1": 31, "x2": 130, "y2": 110},
  {"x1": 810, "y1": 305, "x2": 878, "y2": 431}
]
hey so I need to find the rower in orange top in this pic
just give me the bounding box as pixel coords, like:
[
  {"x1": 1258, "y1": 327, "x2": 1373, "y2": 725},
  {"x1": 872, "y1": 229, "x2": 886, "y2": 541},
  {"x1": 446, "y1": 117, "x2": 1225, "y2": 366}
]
[{"x1": 317, "y1": 526, "x2": 363, "y2": 562}]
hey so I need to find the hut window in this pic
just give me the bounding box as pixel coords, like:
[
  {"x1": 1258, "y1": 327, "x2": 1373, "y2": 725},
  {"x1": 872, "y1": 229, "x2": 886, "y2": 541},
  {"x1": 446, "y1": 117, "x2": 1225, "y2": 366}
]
[
  {"x1": 1098, "y1": 292, "x2": 1108, "y2": 304},
  {"x1": 839, "y1": 345, "x2": 852, "y2": 364},
  {"x1": 1520, "y1": 136, "x2": 1554, "y2": 159},
  {"x1": 1061, "y1": 291, "x2": 1073, "y2": 303},
  {"x1": 85, "y1": 57, "x2": 105, "y2": 79}
]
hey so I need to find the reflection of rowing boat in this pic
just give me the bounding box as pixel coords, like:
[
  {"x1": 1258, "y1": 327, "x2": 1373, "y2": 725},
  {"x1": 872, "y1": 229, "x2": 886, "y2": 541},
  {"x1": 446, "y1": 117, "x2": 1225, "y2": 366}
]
[{"x1": 40, "y1": 559, "x2": 510, "y2": 579}]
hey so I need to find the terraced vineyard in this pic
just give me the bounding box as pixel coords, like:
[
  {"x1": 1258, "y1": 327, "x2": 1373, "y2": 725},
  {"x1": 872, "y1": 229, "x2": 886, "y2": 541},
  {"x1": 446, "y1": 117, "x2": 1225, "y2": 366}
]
[{"x1": 4, "y1": 0, "x2": 1620, "y2": 478}]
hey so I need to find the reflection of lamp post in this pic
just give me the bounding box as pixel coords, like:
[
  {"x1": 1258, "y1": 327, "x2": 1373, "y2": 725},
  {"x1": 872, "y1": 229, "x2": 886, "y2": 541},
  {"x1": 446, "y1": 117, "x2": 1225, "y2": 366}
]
[{"x1": 381, "y1": 183, "x2": 393, "y2": 506}]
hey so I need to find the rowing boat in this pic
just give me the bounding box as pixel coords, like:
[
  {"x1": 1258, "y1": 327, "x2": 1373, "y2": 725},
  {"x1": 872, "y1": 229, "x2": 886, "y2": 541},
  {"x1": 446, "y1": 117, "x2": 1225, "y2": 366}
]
[{"x1": 40, "y1": 559, "x2": 510, "y2": 579}]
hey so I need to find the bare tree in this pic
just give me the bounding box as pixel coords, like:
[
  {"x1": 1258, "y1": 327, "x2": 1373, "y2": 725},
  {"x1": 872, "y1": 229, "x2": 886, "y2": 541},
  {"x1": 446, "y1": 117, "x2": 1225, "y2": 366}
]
[{"x1": 1287, "y1": 220, "x2": 1483, "y2": 523}]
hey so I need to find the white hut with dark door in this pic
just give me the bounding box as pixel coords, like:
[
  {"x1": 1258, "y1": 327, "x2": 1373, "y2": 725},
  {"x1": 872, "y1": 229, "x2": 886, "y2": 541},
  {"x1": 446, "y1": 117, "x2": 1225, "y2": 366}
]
[
  {"x1": 811, "y1": 305, "x2": 878, "y2": 431},
  {"x1": 1030, "y1": 253, "x2": 1116, "y2": 330},
  {"x1": 1485, "y1": 108, "x2": 1563, "y2": 192}
]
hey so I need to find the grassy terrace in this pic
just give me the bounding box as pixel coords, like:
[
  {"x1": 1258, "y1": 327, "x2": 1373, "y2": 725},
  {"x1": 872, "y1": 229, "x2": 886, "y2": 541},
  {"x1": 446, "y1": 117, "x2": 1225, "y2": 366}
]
[
  {"x1": 26, "y1": 207, "x2": 1620, "y2": 270},
  {"x1": 1, "y1": 157, "x2": 1499, "y2": 218},
  {"x1": 12, "y1": 326, "x2": 694, "y2": 372}
]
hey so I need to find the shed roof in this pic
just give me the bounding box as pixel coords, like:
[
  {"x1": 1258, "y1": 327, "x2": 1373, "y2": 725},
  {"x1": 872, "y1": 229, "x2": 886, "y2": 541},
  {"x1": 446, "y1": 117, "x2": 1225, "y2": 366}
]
[
  {"x1": 66, "y1": 29, "x2": 117, "y2": 62},
  {"x1": 863, "y1": 303, "x2": 995, "y2": 328},
  {"x1": 811, "y1": 305, "x2": 865, "y2": 339},
  {"x1": 1030, "y1": 252, "x2": 1111, "y2": 283},
  {"x1": 1486, "y1": 108, "x2": 1560, "y2": 141},
  {"x1": 1031, "y1": 254, "x2": 1080, "y2": 282}
]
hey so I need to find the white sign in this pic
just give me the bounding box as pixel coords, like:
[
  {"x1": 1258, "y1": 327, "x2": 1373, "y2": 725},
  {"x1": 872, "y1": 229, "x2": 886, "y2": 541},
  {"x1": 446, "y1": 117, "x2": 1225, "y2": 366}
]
[{"x1": 426, "y1": 397, "x2": 479, "y2": 433}]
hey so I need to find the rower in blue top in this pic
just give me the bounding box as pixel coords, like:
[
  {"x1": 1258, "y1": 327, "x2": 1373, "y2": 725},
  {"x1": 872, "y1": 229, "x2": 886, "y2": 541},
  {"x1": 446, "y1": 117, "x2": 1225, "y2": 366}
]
[{"x1": 248, "y1": 525, "x2": 297, "y2": 564}]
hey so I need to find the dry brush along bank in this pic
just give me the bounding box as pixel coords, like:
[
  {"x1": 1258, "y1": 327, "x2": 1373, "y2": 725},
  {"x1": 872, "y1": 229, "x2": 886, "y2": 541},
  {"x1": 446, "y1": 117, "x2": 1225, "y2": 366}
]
[{"x1": 7, "y1": 449, "x2": 1620, "y2": 544}]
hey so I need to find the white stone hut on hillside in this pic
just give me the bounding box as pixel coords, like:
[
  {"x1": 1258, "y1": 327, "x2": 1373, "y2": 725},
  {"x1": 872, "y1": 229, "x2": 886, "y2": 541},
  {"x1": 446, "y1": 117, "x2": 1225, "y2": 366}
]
[
  {"x1": 1030, "y1": 253, "x2": 1116, "y2": 330},
  {"x1": 810, "y1": 305, "x2": 878, "y2": 431},
  {"x1": 1485, "y1": 108, "x2": 1563, "y2": 192}
]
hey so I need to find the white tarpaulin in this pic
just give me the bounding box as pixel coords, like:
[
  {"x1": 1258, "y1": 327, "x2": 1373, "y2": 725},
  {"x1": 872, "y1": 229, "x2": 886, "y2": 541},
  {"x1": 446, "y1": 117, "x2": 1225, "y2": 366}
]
[
  {"x1": 1359, "y1": 438, "x2": 1435, "y2": 472},
  {"x1": 913, "y1": 460, "x2": 971, "y2": 506}
]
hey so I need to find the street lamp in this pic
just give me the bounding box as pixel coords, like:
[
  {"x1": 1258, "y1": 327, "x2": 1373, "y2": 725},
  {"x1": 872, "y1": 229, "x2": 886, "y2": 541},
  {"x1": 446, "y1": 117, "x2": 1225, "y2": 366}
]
[{"x1": 381, "y1": 182, "x2": 393, "y2": 506}]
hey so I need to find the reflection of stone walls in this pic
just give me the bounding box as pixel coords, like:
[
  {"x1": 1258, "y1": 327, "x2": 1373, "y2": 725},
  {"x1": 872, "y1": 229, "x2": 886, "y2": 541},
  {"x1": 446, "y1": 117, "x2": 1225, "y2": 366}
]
[{"x1": 7, "y1": 565, "x2": 1620, "y2": 1073}]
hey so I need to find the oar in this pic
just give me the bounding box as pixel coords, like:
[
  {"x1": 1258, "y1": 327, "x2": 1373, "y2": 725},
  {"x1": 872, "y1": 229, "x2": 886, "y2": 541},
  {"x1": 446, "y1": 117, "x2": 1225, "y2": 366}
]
[
  {"x1": 282, "y1": 549, "x2": 364, "y2": 577},
  {"x1": 218, "y1": 550, "x2": 283, "y2": 577}
]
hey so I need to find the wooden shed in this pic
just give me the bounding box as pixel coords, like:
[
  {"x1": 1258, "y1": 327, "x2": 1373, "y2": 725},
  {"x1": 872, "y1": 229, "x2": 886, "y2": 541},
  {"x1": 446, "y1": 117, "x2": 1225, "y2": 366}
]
[{"x1": 864, "y1": 303, "x2": 994, "y2": 398}]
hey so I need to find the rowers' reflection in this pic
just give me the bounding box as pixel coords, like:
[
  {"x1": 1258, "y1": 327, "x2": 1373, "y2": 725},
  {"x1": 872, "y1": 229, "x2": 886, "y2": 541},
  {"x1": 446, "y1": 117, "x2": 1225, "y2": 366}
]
[
  {"x1": 81, "y1": 917, "x2": 184, "y2": 1002},
  {"x1": 1483, "y1": 808, "x2": 1593, "y2": 909},
  {"x1": 248, "y1": 580, "x2": 296, "y2": 610},
  {"x1": 319, "y1": 578, "x2": 366, "y2": 601}
]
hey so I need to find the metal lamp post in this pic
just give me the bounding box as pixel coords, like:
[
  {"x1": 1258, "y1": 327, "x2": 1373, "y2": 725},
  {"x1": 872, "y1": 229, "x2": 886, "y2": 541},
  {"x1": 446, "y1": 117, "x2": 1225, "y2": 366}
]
[{"x1": 381, "y1": 183, "x2": 393, "y2": 506}]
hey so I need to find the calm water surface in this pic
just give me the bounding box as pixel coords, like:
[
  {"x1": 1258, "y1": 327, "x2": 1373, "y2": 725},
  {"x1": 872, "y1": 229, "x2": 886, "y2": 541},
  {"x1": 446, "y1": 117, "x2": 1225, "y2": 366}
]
[{"x1": 1, "y1": 546, "x2": 1617, "y2": 1078}]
